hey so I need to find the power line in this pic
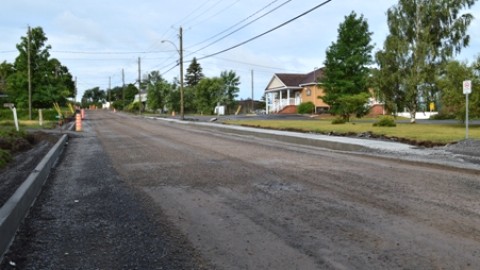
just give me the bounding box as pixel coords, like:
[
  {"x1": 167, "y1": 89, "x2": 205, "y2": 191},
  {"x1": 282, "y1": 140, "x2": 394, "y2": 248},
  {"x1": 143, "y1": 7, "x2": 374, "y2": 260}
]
[
  {"x1": 187, "y1": 0, "x2": 292, "y2": 58},
  {"x1": 198, "y1": 0, "x2": 333, "y2": 61},
  {"x1": 51, "y1": 50, "x2": 167, "y2": 55},
  {"x1": 188, "y1": 0, "x2": 283, "y2": 49},
  {"x1": 187, "y1": 0, "x2": 242, "y2": 30},
  {"x1": 181, "y1": 0, "x2": 225, "y2": 28}
]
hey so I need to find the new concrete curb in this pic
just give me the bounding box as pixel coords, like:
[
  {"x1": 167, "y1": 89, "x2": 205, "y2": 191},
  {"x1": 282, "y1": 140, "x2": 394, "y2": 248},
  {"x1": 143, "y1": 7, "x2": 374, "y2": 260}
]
[{"x1": 0, "y1": 133, "x2": 68, "y2": 260}]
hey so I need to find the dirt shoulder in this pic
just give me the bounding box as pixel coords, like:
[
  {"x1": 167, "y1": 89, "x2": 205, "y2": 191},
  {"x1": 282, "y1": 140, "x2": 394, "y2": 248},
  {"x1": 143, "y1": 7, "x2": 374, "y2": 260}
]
[{"x1": 0, "y1": 131, "x2": 61, "y2": 207}]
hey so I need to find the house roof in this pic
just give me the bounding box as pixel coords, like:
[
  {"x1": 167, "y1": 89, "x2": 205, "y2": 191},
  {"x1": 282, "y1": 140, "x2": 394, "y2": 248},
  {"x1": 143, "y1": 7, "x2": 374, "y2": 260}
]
[
  {"x1": 275, "y1": 73, "x2": 306, "y2": 87},
  {"x1": 301, "y1": 68, "x2": 324, "y2": 86},
  {"x1": 265, "y1": 68, "x2": 325, "y2": 91}
]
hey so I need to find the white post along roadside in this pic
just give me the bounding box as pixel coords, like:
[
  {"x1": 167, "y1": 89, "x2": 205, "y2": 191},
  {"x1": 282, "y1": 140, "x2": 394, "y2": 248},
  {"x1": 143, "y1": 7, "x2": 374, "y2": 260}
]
[
  {"x1": 463, "y1": 80, "x2": 472, "y2": 139},
  {"x1": 3, "y1": 103, "x2": 19, "y2": 132}
]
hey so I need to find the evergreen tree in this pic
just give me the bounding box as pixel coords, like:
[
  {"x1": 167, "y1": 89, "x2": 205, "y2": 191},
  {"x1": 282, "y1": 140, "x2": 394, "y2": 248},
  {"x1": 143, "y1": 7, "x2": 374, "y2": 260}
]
[
  {"x1": 185, "y1": 57, "x2": 204, "y2": 87},
  {"x1": 321, "y1": 11, "x2": 374, "y2": 121}
]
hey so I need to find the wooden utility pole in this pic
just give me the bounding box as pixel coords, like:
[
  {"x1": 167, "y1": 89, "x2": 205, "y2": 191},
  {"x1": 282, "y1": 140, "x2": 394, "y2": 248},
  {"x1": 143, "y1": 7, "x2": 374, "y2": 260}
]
[
  {"x1": 27, "y1": 26, "x2": 32, "y2": 120},
  {"x1": 251, "y1": 69, "x2": 254, "y2": 113},
  {"x1": 108, "y1": 76, "x2": 111, "y2": 103},
  {"x1": 179, "y1": 27, "x2": 184, "y2": 120},
  {"x1": 74, "y1": 76, "x2": 77, "y2": 103},
  {"x1": 122, "y1": 68, "x2": 125, "y2": 110},
  {"x1": 138, "y1": 57, "x2": 141, "y2": 114}
]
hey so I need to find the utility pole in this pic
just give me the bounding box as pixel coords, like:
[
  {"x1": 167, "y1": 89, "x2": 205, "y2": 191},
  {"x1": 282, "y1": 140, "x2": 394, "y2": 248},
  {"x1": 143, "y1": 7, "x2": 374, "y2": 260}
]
[
  {"x1": 108, "y1": 76, "x2": 111, "y2": 108},
  {"x1": 251, "y1": 69, "x2": 254, "y2": 113},
  {"x1": 122, "y1": 68, "x2": 125, "y2": 110},
  {"x1": 179, "y1": 27, "x2": 185, "y2": 120},
  {"x1": 74, "y1": 76, "x2": 77, "y2": 103},
  {"x1": 27, "y1": 26, "x2": 32, "y2": 120},
  {"x1": 138, "y1": 57, "x2": 141, "y2": 114}
]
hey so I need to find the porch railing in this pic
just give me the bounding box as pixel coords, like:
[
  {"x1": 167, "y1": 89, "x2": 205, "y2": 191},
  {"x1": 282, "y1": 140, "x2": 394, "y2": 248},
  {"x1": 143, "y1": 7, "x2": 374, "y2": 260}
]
[{"x1": 268, "y1": 98, "x2": 299, "y2": 113}]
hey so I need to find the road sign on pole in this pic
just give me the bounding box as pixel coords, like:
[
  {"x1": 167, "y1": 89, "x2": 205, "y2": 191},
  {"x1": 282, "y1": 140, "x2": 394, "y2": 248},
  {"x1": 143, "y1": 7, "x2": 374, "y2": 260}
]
[
  {"x1": 463, "y1": 80, "x2": 472, "y2": 94},
  {"x1": 463, "y1": 80, "x2": 472, "y2": 139}
]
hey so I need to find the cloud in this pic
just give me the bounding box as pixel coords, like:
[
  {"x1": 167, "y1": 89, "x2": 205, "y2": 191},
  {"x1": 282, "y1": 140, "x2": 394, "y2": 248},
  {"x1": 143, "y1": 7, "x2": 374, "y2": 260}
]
[{"x1": 53, "y1": 11, "x2": 106, "y2": 47}]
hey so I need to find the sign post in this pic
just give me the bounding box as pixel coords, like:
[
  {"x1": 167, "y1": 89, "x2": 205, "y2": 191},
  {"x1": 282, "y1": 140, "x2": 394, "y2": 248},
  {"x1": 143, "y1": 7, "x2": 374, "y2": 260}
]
[
  {"x1": 463, "y1": 80, "x2": 472, "y2": 139},
  {"x1": 3, "y1": 103, "x2": 19, "y2": 132}
]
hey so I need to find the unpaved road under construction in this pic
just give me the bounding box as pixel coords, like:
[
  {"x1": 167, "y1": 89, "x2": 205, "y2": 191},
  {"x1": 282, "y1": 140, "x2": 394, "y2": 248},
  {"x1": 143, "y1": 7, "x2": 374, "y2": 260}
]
[{"x1": 5, "y1": 110, "x2": 480, "y2": 269}]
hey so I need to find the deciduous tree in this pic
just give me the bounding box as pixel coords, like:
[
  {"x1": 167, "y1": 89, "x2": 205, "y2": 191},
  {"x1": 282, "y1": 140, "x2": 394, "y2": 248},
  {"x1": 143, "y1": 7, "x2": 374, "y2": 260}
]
[
  {"x1": 145, "y1": 71, "x2": 171, "y2": 112},
  {"x1": 376, "y1": 0, "x2": 476, "y2": 123},
  {"x1": 194, "y1": 77, "x2": 223, "y2": 114},
  {"x1": 7, "y1": 27, "x2": 75, "y2": 109},
  {"x1": 220, "y1": 70, "x2": 240, "y2": 114},
  {"x1": 436, "y1": 60, "x2": 480, "y2": 120}
]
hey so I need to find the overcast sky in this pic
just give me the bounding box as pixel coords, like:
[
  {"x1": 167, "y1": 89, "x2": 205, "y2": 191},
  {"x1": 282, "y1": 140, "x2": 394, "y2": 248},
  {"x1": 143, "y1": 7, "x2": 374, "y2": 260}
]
[{"x1": 1, "y1": 0, "x2": 479, "y2": 100}]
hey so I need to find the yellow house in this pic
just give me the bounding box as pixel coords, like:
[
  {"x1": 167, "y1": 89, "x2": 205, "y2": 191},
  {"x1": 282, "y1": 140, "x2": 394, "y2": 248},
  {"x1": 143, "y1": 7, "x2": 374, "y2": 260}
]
[{"x1": 265, "y1": 68, "x2": 329, "y2": 114}]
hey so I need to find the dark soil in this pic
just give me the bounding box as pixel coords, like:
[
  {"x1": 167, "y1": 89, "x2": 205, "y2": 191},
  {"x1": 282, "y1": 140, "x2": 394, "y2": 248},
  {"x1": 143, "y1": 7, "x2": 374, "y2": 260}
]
[{"x1": 0, "y1": 131, "x2": 60, "y2": 207}]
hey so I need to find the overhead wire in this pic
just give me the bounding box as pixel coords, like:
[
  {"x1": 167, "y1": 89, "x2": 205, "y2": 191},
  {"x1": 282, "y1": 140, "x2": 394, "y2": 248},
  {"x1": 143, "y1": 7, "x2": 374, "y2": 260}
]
[
  {"x1": 181, "y1": 0, "x2": 225, "y2": 29},
  {"x1": 186, "y1": 0, "x2": 293, "y2": 58},
  {"x1": 187, "y1": 0, "x2": 283, "y2": 49},
  {"x1": 186, "y1": 0, "x2": 242, "y2": 30},
  {"x1": 197, "y1": 0, "x2": 334, "y2": 61}
]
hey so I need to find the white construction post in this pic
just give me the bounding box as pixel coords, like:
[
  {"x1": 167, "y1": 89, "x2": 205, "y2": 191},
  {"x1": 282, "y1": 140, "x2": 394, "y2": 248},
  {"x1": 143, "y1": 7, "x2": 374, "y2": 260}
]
[{"x1": 463, "y1": 80, "x2": 472, "y2": 139}]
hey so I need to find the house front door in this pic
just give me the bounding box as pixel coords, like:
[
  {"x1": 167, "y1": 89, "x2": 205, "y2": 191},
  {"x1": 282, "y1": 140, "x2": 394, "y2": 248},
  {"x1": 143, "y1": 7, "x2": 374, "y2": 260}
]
[{"x1": 295, "y1": 92, "x2": 301, "y2": 105}]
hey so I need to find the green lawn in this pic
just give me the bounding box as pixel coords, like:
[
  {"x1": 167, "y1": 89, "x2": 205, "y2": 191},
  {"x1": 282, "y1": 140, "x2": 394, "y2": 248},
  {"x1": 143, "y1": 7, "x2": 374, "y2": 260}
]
[{"x1": 224, "y1": 119, "x2": 480, "y2": 145}]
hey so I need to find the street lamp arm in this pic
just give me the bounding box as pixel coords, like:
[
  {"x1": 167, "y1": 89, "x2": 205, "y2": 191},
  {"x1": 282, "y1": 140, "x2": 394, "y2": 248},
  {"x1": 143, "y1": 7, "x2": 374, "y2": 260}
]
[
  {"x1": 161, "y1": 27, "x2": 184, "y2": 120},
  {"x1": 161, "y1": 40, "x2": 179, "y2": 53}
]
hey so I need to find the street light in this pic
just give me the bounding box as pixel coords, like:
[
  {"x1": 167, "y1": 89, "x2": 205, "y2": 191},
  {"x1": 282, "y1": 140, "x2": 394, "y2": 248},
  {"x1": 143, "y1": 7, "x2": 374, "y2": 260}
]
[{"x1": 161, "y1": 27, "x2": 184, "y2": 120}]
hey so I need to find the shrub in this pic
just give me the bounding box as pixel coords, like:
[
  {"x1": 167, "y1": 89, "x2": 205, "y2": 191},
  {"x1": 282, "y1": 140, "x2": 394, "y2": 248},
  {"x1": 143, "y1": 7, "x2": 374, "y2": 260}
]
[
  {"x1": 331, "y1": 117, "x2": 346, "y2": 124},
  {"x1": 373, "y1": 116, "x2": 396, "y2": 127},
  {"x1": 429, "y1": 113, "x2": 456, "y2": 120},
  {"x1": 126, "y1": 102, "x2": 141, "y2": 112},
  {"x1": 0, "y1": 149, "x2": 12, "y2": 168},
  {"x1": 297, "y1": 102, "x2": 315, "y2": 114}
]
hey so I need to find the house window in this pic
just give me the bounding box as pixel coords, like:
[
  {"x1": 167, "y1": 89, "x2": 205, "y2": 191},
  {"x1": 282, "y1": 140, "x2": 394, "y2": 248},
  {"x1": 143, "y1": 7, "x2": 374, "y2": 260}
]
[{"x1": 306, "y1": 88, "x2": 311, "y2": 96}]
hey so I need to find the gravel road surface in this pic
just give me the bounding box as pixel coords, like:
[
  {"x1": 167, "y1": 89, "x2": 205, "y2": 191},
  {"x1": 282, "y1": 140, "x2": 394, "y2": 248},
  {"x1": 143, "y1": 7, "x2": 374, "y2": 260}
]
[{"x1": 2, "y1": 110, "x2": 480, "y2": 269}]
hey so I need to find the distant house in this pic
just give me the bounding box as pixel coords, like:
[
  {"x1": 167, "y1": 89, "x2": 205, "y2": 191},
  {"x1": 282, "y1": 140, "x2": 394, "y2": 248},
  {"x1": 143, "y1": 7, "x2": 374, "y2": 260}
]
[
  {"x1": 264, "y1": 68, "x2": 329, "y2": 114},
  {"x1": 265, "y1": 68, "x2": 385, "y2": 116}
]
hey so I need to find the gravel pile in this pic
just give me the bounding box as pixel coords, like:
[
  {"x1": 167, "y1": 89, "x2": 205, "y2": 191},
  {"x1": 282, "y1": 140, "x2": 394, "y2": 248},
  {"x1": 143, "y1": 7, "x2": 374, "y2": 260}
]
[{"x1": 445, "y1": 139, "x2": 480, "y2": 157}]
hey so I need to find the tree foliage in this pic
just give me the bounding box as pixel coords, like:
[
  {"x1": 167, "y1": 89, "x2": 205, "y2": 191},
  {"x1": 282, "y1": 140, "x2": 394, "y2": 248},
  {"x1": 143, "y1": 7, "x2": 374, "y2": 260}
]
[
  {"x1": 220, "y1": 70, "x2": 240, "y2": 113},
  {"x1": 375, "y1": 0, "x2": 477, "y2": 122},
  {"x1": 194, "y1": 77, "x2": 224, "y2": 114},
  {"x1": 82, "y1": 87, "x2": 105, "y2": 107},
  {"x1": 321, "y1": 11, "x2": 373, "y2": 121},
  {"x1": 185, "y1": 57, "x2": 204, "y2": 87},
  {"x1": 436, "y1": 60, "x2": 480, "y2": 120},
  {"x1": 145, "y1": 71, "x2": 171, "y2": 112},
  {"x1": 6, "y1": 27, "x2": 75, "y2": 108}
]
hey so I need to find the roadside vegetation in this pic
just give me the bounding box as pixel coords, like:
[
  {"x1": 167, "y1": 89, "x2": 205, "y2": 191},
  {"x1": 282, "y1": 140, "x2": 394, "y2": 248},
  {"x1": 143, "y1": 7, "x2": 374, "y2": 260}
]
[
  {"x1": 225, "y1": 118, "x2": 480, "y2": 146},
  {"x1": 0, "y1": 128, "x2": 30, "y2": 168},
  {"x1": 0, "y1": 108, "x2": 62, "y2": 168}
]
